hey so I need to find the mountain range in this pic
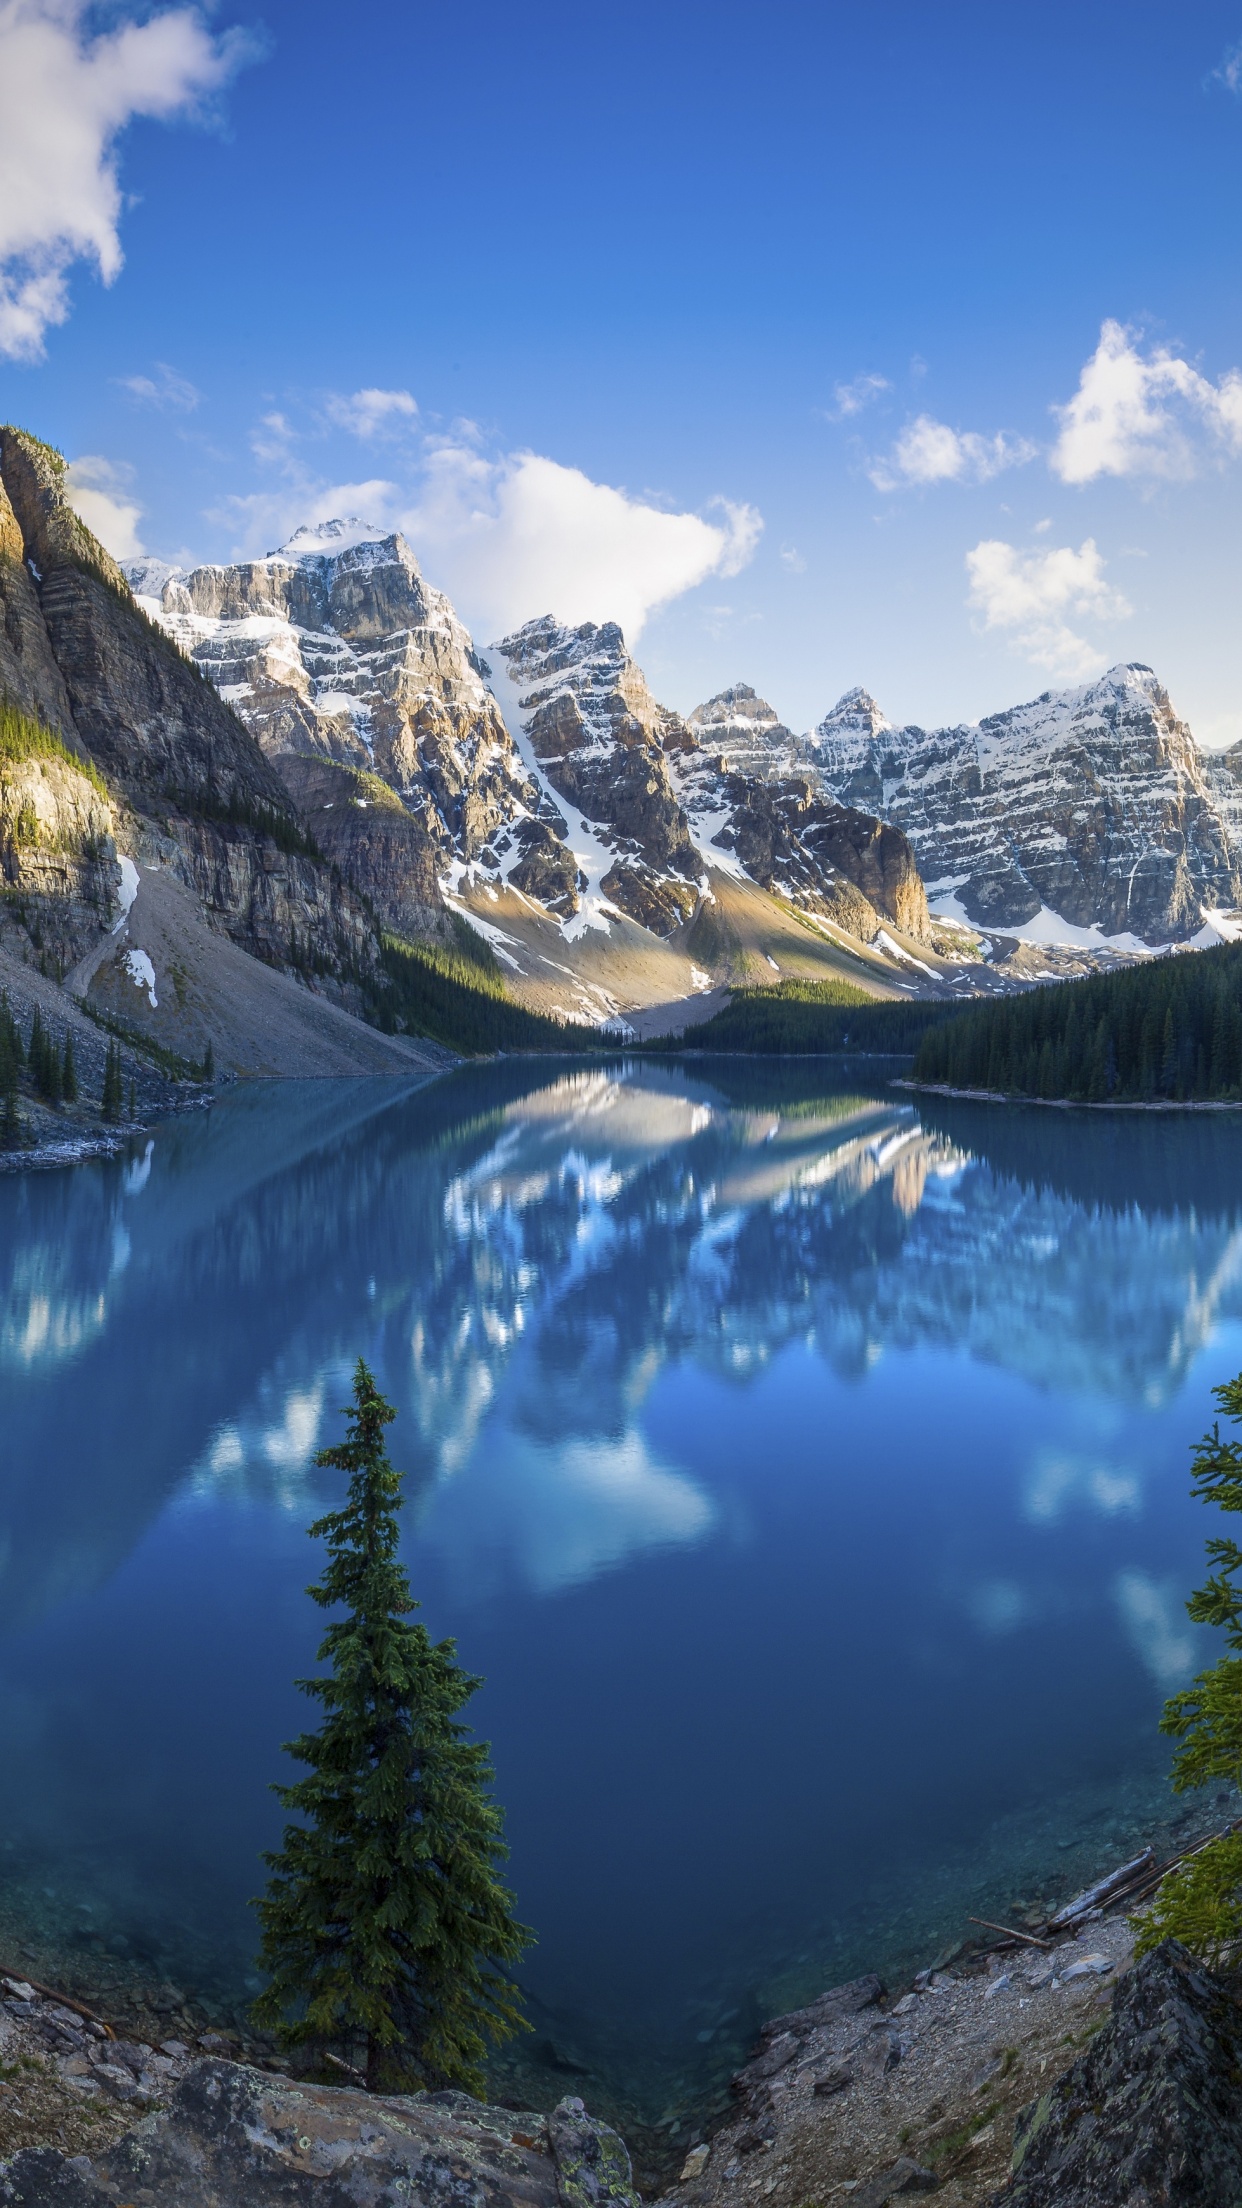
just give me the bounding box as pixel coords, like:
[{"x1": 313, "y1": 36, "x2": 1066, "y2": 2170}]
[
  {"x1": 4, "y1": 416, "x2": 1242, "y2": 1080},
  {"x1": 131, "y1": 518, "x2": 1242, "y2": 974}
]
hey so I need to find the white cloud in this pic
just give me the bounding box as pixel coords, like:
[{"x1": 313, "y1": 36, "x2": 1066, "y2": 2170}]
[
  {"x1": 1052, "y1": 319, "x2": 1242, "y2": 483},
  {"x1": 323, "y1": 387, "x2": 419, "y2": 439},
  {"x1": 1214, "y1": 38, "x2": 1242, "y2": 92},
  {"x1": 420, "y1": 1427, "x2": 715, "y2": 1597},
  {"x1": 117, "y1": 361, "x2": 199, "y2": 411},
  {"x1": 831, "y1": 372, "x2": 889, "y2": 418},
  {"x1": 0, "y1": 1, "x2": 258, "y2": 361},
  {"x1": 966, "y1": 535, "x2": 1132, "y2": 681},
  {"x1": 1114, "y1": 1570, "x2": 1195, "y2": 1688},
  {"x1": 780, "y1": 543, "x2": 807, "y2": 573},
  {"x1": 65, "y1": 454, "x2": 144, "y2": 558},
  {"x1": 199, "y1": 405, "x2": 761, "y2": 636},
  {"x1": 401, "y1": 444, "x2": 762, "y2": 640},
  {"x1": 1024, "y1": 1448, "x2": 1141, "y2": 1524},
  {"x1": 208, "y1": 475, "x2": 400, "y2": 557},
  {"x1": 870, "y1": 413, "x2": 1037, "y2": 491}
]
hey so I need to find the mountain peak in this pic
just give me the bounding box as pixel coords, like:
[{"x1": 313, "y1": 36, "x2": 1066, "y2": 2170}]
[
  {"x1": 689, "y1": 684, "x2": 787, "y2": 732},
  {"x1": 273, "y1": 517, "x2": 388, "y2": 560},
  {"x1": 816, "y1": 687, "x2": 891, "y2": 738}
]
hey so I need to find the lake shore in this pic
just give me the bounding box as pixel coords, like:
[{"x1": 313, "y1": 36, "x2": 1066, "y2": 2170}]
[{"x1": 893, "y1": 1078, "x2": 1242, "y2": 1112}]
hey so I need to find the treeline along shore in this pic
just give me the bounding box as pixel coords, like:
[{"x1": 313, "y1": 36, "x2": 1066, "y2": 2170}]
[{"x1": 909, "y1": 939, "x2": 1242, "y2": 1105}]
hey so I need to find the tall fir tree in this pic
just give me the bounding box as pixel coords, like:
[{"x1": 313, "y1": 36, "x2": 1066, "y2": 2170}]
[
  {"x1": 253, "y1": 1361, "x2": 531, "y2": 2091},
  {"x1": 1136, "y1": 1368, "x2": 1242, "y2": 1964}
]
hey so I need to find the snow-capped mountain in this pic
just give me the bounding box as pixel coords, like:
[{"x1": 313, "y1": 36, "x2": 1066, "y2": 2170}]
[
  {"x1": 493, "y1": 618, "x2": 931, "y2": 944},
  {"x1": 130, "y1": 534, "x2": 939, "y2": 1011},
  {"x1": 130, "y1": 524, "x2": 533, "y2": 864},
  {"x1": 804, "y1": 663, "x2": 1242, "y2": 945}
]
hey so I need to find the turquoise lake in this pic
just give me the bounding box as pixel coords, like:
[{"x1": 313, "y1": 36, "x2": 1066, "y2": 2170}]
[{"x1": 1, "y1": 1059, "x2": 1239, "y2": 2147}]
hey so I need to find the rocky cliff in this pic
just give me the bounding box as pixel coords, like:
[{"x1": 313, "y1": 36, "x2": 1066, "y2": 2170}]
[
  {"x1": 494, "y1": 621, "x2": 931, "y2": 946},
  {"x1": 0, "y1": 431, "x2": 382, "y2": 996},
  {"x1": 803, "y1": 665, "x2": 1242, "y2": 945}
]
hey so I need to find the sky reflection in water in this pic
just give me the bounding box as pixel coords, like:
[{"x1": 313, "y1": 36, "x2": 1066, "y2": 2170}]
[{"x1": 1, "y1": 1063, "x2": 1240, "y2": 2107}]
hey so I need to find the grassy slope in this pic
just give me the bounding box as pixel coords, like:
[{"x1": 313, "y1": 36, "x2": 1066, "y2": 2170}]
[{"x1": 650, "y1": 976, "x2": 949, "y2": 1056}]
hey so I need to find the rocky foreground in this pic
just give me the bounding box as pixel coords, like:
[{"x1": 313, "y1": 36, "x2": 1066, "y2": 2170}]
[{"x1": 4, "y1": 1925, "x2": 1242, "y2": 2205}]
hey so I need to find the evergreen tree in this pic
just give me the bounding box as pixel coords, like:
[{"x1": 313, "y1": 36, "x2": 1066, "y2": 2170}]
[
  {"x1": 128, "y1": 1077, "x2": 136, "y2": 1119},
  {"x1": 61, "y1": 1030, "x2": 78, "y2": 1104},
  {"x1": 203, "y1": 1038, "x2": 215, "y2": 1082},
  {"x1": 101, "y1": 1040, "x2": 123, "y2": 1120},
  {"x1": 253, "y1": 1361, "x2": 531, "y2": 2091},
  {"x1": 1135, "y1": 1369, "x2": 1242, "y2": 1965}
]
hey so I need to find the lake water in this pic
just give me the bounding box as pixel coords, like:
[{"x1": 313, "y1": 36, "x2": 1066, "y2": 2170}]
[{"x1": 1, "y1": 1059, "x2": 1240, "y2": 2155}]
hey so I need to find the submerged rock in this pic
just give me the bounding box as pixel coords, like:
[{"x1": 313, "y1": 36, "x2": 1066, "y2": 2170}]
[
  {"x1": 992, "y1": 1937, "x2": 1242, "y2": 2206},
  {"x1": 0, "y1": 2061, "x2": 641, "y2": 2208}
]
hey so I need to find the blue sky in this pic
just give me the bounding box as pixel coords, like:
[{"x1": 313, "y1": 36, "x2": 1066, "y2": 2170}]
[{"x1": 3, "y1": 1, "x2": 1242, "y2": 740}]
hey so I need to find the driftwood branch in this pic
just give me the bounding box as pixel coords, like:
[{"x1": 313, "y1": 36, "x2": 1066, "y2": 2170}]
[
  {"x1": 967, "y1": 1916, "x2": 1051, "y2": 1949},
  {"x1": 1, "y1": 1969, "x2": 115, "y2": 2038}
]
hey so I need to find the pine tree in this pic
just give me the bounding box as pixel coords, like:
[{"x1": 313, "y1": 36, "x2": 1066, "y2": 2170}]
[
  {"x1": 1135, "y1": 1368, "x2": 1242, "y2": 1965},
  {"x1": 252, "y1": 1361, "x2": 531, "y2": 2091},
  {"x1": 101, "y1": 1040, "x2": 123, "y2": 1120},
  {"x1": 128, "y1": 1077, "x2": 136, "y2": 1119},
  {"x1": 203, "y1": 1038, "x2": 215, "y2": 1082},
  {"x1": 61, "y1": 1030, "x2": 78, "y2": 1105}
]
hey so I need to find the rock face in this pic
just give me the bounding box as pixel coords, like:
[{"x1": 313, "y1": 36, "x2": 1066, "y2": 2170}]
[
  {"x1": 276, "y1": 756, "x2": 446, "y2": 944},
  {"x1": 686, "y1": 686, "x2": 799, "y2": 779},
  {"x1": 0, "y1": 745, "x2": 117, "y2": 974},
  {"x1": 993, "y1": 1938, "x2": 1242, "y2": 2207},
  {"x1": 0, "y1": 430, "x2": 382, "y2": 993},
  {"x1": 135, "y1": 521, "x2": 534, "y2": 868},
  {"x1": 494, "y1": 621, "x2": 929, "y2": 946},
  {"x1": 0, "y1": 2062, "x2": 640, "y2": 2208},
  {"x1": 495, "y1": 616, "x2": 699, "y2": 934},
  {"x1": 702, "y1": 773, "x2": 930, "y2": 942},
  {"x1": 806, "y1": 665, "x2": 1242, "y2": 944}
]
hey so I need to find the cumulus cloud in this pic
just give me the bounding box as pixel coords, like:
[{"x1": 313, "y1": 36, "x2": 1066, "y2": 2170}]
[
  {"x1": 966, "y1": 535, "x2": 1132, "y2": 681},
  {"x1": 116, "y1": 361, "x2": 199, "y2": 411},
  {"x1": 870, "y1": 413, "x2": 1037, "y2": 491},
  {"x1": 0, "y1": 1, "x2": 259, "y2": 361},
  {"x1": 402, "y1": 443, "x2": 762, "y2": 640},
  {"x1": 199, "y1": 403, "x2": 762, "y2": 637},
  {"x1": 1052, "y1": 319, "x2": 1242, "y2": 483},
  {"x1": 323, "y1": 387, "x2": 419, "y2": 439},
  {"x1": 65, "y1": 454, "x2": 144, "y2": 558},
  {"x1": 831, "y1": 372, "x2": 889, "y2": 418}
]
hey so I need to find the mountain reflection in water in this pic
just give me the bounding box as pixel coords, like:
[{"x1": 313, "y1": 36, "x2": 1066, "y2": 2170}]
[{"x1": 1, "y1": 1062, "x2": 1240, "y2": 2123}]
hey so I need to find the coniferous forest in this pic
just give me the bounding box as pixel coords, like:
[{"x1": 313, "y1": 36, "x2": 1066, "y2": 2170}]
[{"x1": 912, "y1": 940, "x2": 1242, "y2": 1102}]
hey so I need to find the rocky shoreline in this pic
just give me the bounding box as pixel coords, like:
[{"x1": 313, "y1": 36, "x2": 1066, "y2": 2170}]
[
  {"x1": 894, "y1": 1079, "x2": 1242, "y2": 1112},
  {"x1": 3, "y1": 1835, "x2": 1239, "y2": 2205}
]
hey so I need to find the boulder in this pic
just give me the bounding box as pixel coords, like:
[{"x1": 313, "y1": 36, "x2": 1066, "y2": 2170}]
[
  {"x1": 992, "y1": 1938, "x2": 1242, "y2": 2206},
  {"x1": 0, "y1": 2060, "x2": 640, "y2": 2208}
]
